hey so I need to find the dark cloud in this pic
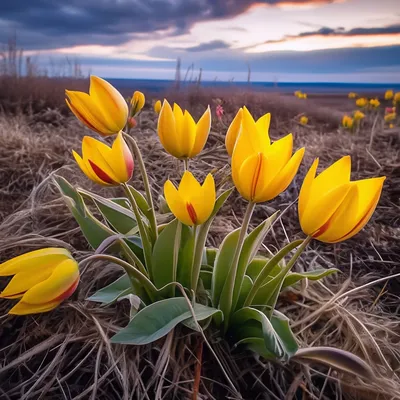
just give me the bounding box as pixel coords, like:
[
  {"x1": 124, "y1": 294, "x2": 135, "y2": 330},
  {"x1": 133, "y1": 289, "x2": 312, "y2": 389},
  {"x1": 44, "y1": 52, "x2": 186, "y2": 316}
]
[
  {"x1": 0, "y1": 0, "x2": 341, "y2": 50},
  {"x1": 185, "y1": 40, "x2": 231, "y2": 52}
]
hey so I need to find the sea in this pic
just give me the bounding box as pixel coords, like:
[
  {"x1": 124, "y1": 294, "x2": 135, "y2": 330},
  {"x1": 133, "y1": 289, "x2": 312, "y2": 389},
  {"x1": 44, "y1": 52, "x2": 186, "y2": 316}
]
[{"x1": 107, "y1": 78, "x2": 400, "y2": 95}]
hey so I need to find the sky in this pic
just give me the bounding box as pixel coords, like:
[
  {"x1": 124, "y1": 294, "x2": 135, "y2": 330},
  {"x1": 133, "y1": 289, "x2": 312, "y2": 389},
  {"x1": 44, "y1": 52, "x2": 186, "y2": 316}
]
[{"x1": 1, "y1": 0, "x2": 400, "y2": 82}]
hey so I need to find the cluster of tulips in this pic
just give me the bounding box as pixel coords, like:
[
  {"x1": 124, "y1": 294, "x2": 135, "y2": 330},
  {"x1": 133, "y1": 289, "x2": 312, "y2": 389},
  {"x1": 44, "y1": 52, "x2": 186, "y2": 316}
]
[
  {"x1": 294, "y1": 90, "x2": 307, "y2": 99},
  {"x1": 0, "y1": 76, "x2": 385, "y2": 377}
]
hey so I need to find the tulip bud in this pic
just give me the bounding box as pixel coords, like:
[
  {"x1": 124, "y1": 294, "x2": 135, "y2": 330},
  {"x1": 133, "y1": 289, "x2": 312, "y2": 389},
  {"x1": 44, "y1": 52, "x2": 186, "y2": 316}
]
[
  {"x1": 130, "y1": 91, "x2": 145, "y2": 117},
  {"x1": 154, "y1": 100, "x2": 162, "y2": 114},
  {"x1": 127, "y1": 117, "x2": 137, "y2": 129}
]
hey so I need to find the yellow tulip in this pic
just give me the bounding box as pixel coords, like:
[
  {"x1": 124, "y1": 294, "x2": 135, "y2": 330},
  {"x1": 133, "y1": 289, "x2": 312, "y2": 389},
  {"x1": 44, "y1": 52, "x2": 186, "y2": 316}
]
[
  {"x1": 300, "y1": 116, "x2": 308, "y2": 125},
  {"x1": 356, "y1": 98, "x2": 368, "y2": 108},
  {"x1": 0, "y1": 248, "x2": 79, "y2": 315},
  {"x1": 393, "y1": 92, "x2": 400, "y2": 105},
  {"x1": 342, "y1": 115, "x2": 354, "y2": 129},
  {"x1": 66, "y1": 75, "x2": 128, "y2": 136},
  {"x1": 225, "y1": 108, "x2": 243, "y2": 156},
  {"x1": 385, "y1": 90, "x2": 394, "y2": 100},
  {"x1": 299, "y1": 156, "x2": 385, "y2": 243},
  {"x1": 231, "y1": 107, "x2": 305, "y2": 203},
  {"x1": 389, "y1": 124, "x2": 394, "y2": 129},
  {"x1": 73, "y1": 132, "x2": 134, "y2": 186},
  {"x1": 353, "y1": 110, "x2": 365, "y2": 121},
  {"x1": 348, "y1": 92, "x2": 357, "y2": 99},
  {"x1": 154, "y1": 100, "x2": 162, "y2": 114},
  {"x1": 369, "y1": 98, "x2": 380, "y2": 108},
  {"x1": 164, "y1": 171, "x2": 215, "y2": 226},
  {"x1": 157, "y1": 100, "x2": 211, "y2": 159},
  {"x1": 131, "y1": 91, "x2": 145, "y2": 116},
  {"x1": 384, "y1": 112, "x2": 396, "y2": 122}
]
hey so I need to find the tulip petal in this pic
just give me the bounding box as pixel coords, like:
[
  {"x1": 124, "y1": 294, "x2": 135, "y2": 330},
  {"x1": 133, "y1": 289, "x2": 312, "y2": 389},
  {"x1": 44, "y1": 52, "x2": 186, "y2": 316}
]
[
  {"x1": 189, "y1": 173, "x2": 216, "y2": 224},
  {"x1": 164, "y1": 180, "x2": 193, "y2": 226},
  {"x1": 225, "y1": 108, "x2": 243, "y2": 157},
  {"x1": 181, "y1": 111, "x2": 196, "y2": 158},
  {"x1": 110, "y1": 132, "x2": 134, "y2": 182},
  {"x1": 178, "y1": 171, "x2": 202, "y2": 198},
  {"x1": 8, "y1": 300, "x2": 62, "y2": 315},
  {"x1": 66, "y1": 98, "x2": 104, "y2": 136},
  {"x1": 73, "y1": 150, "x2": 109, "y2": 185},
  {"x1": 255, "y1": 113, "x2": 271, "y2": 145},
  {"x1": 21, "y1": 259, "x2": 79, "y2": 305},
  {"x1": 173, "y1": 103, "x2": 184, "y2": 140},
  {"x1": 257, "y1": 147, "x2": 305, "y2": 202},
  {"x1": 158, "y1": 100, "x2": 181, "y2": 157},
  {"x1": 89, "y1": 76, "x2": 128, "y2": 132},
  {"x1": 265, "y1": 134, "x2": 293, "y2": 176},
  {"x1": 0, "y1": 268, "x2": 53, "y2": 299},
  {"x1": 332, "y1": 177, "x2": 385, "y2": 242},
  {"x1": 0, "y1": 248, "x2": 72, "y2": 276},
  {"x1": 190, "y1": 106, "x2": 211, "y2": 158},
  {"x1": 301, "y1": 183, "x2": 353, "y2": 236},
  {"x1": 298, "y1": 158, "x2": 319, "y2": 220}
]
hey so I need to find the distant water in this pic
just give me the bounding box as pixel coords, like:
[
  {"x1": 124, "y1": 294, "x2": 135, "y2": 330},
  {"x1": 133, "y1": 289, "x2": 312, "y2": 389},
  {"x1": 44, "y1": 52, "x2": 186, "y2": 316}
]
[{"x1": 107, "y1": 78, "x2": 400, "y2": 94}]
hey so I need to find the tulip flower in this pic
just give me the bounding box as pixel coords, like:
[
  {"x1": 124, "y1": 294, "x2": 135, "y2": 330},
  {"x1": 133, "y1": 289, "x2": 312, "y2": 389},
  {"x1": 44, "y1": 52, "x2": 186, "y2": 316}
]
[
  {"x1": 0, "y1": 248, "x2": 79, "y2": 315},
  {"x1": 342, "y1": 115, "x2": 354, "y2": 129},
  {"x1": 154, "y1": 100, "x2": 162, "y2": 114},
  {"x1": 389, "y1": 124, "x2": 394, "y2": 129},
  {"x1": 393, "y1": 92, "x2": 400, "y2": 106},
  {"x1": 385, "y1": 90, "x2": 394, "y2": 100},
  {"x1": 66, "y1": 75, "x2": 128, "y2": 136},
  {"x1": 356, "y1": 98, "x2": 368, "y2": 108},
  {"x1": 216, "y1": 104, "x2": 224, "y2": 120},
  {"x1": 131, "y1": 91, "x2": 145, "y2": 117},
  {"x1": 300, "y1": 116, "x2": 308, "y2": 125},
  {"x1": 384, "y1": 113, "x2": 396, "y2": 123},
  {"x1": 299, "y1": 156, "x2": 385, "y2": 243},
  {"x1": 369, "y1": 98, "x2": 380, "y2": 108},
  {"x1": 73, "y1": 132, "x2": 134, "y2": 186},
  {"x1": 353, "y1": 110, "x2": 365, "y2": 121},
  {"x1": 164, "y1": 171, "x2": 215, "y2": 226},
  {"x1": 225, "y1": 108, "x2": 244, "y2": 156},
  {"x1": 385, "y1": 107, "x2": 395, "y2": 114},
  {"x1": 157, "y1": 100, "x2": 211, "y2": 159},
  {"x1": 348, "y1": 92, "x2": 357, "y2": 99},
  {"x1": 231, "y1": 107, "x2": 305, "y2": 203}
]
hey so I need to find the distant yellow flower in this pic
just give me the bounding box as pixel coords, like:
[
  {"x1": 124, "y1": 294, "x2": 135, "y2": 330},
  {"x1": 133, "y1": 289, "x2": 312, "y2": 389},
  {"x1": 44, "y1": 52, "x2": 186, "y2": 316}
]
[
  {"x1": 164, "y1": 171, "x2": 215, "y2": 226},
  {"x1": 353, "y1": 110, "x2": 365, "y2": 121},
  {"x1": 342, "y1": 115, "x2": 354, "y2": 129},
  {"x1": 389, "y1": 124, "x2": 394, "y2": 129},
  {"x1": 225, "y1": 108, "x2": 244, "y2": 156},
  {"x1": 393, "y1": 92, "x2": 400, "y2": 105},
  {"x1": 73, "y1": 132, "x2": 134, "y2": 186},
  {"x1": 369, "y1": 98, "x2": 380, "y2": 108},
  {"x1": 300, "y1": 116, "x2": 308, "y2": 125},
  {"x1": 299, "y1": 156, "x2": 385, "y2": 243},
  {"x1": 154, "y1": 100, "x2": 162, "y2": 114},
  {"x1": 0, "y1": 248, "x2": 79, "y2": 315},
  {"x1": 348, "y1": 92, "x2": 357, "y2": 99},
  {"x1": 157, "y1": 100, "x2": 211, "y2": 159},
  {"x1": 66, "y1": 75, "x2": 128, "y2": 136},
  {"x1": 356, "y1": 98, "x2": 368, "y2": 108},
  {"x1": 294, "y1": 91, "x2": 302, "y2": 98},
  {"x1": 130, "y1": 91, "x2": 145, "y2": 116},
  {"x1": 385, "y1": 90, "x2": 394, "y2": 100},
  {"x1": 231, "y1": 107, "x2": 305, "y2": 203},
  {"x1": 301, "y1": 93, "x2": 308, "y2": 99},
  {"x1": 384, "y1": 112, "x2": 396, "y2": 122}
]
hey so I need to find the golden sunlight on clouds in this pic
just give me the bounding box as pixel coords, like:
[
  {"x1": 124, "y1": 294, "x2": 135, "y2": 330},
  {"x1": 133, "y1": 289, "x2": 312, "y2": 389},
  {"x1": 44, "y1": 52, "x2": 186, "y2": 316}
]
[{"x1": 247, "y1": 33, "x2": 400, "y2": 52}]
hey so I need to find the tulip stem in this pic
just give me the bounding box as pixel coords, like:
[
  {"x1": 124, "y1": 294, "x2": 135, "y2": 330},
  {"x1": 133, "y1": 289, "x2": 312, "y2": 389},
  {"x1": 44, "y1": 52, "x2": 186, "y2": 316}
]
[
  {"x1": 123, "y1": 132, "x2": 158, "y2": 241},
  {"x1": 220, "y1": 201, "x2": 255, "y2": 333},
  {"x1": 122, "y1": 183, "x2": 154, "y2": 281},
  {"x1": 183, "y1": 158, "x2": 189, "y2": 171}
]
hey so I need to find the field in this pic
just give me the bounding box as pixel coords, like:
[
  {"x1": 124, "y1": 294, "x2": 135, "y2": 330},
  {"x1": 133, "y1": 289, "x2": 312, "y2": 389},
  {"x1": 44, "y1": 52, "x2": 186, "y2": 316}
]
[{"x1": 0, "y1": 79, "x2": 399, "y2": 399}]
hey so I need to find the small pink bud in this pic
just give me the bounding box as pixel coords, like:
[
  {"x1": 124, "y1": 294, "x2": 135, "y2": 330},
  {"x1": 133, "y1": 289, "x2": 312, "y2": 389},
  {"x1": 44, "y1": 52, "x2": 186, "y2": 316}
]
[
  {"x1": 216, "y1": 104, "x2": 224, "y2": 120},
  {"x1": 127, "y1": 117, "x2": 137, "y2": 129}
]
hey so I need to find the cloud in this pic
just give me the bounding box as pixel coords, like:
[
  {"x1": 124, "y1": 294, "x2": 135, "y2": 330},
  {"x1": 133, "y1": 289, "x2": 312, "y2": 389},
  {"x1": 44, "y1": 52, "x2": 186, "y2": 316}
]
[
  {"x1": 185, "y1": 40, "x2": 231, "y2": 52},
  {"x1": 0, "y1": 0, "x2": 342, "y2": 50}
]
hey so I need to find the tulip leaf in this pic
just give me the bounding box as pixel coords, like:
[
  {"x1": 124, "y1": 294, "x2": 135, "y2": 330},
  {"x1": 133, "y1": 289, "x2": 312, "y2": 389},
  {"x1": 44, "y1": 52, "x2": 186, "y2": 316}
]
[
  {"x1": 78, "y1": 189, "x2": 138, "y2": 235},
  {"x1": 292, "y1": 347, "x2": 374, "y2": 380},
  {"x1": 151, "y1": 219, "x2": 181, "y2": 295},
  {"x1": 246, "y1": 256, "x2": 281, "y2": 281},
  {"x1": 282, "y1": 268, "x2": 339, "y2": 289},
  {"x1": 236, "y1": 275, "x2": 253, "y2": 310},
  {"x1": 205, "y1": 247, "x2": 218, "y2": 267},
  {"x1": 87, "y1": 274, "x2": 132, "y2": 304},
  {"x1": 54, "y1": 176, "x2": 115, "y2": 249},
  {"x1": 110, "y1": 297, "x2": 221, "y2": 345},
  {"x1": 199, "y1": 270, "x2": 212, "y2": 290},
  {"x1": 128, "y1": 185, "x2": 151, "y2": 219},
  {"x1": 211, "y1": 228, "x2": 241, "y2": 306},
  {"x1": 176, "y1": 225, "x2": 196, "y2": 289},
  {"x1": 238, "y1": 338, "x2": 276, "y2": 360}
]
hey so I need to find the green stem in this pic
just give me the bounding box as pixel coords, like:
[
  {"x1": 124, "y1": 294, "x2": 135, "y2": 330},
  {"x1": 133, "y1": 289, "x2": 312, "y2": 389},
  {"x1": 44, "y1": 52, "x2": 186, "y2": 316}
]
[
  {"x1": 220, "y1": 202, "x2": 255, "y2": 332},
  {"x1": 80, "y1": 253, "x2": 157, "y2": 303},
  {"x1": 183, "y1": 158, "x2": 189, "y2": 171},
  {"x1": 122, "y1": 132, "x2": 158, "y2": 241},
  {"x1": 122, "y1": 183, "x2": 154, "y2": 280}
]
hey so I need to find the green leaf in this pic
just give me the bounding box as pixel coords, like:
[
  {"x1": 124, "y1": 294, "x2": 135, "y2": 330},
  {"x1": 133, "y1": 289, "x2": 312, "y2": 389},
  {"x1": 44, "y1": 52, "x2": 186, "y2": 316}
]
[
  {"x1": 211, "y1": 228, "x2": 241, "y2": 306},
  {"x1": 199, "y1": 270, "x2": 212, "y2": 290},
  {"x1": 205, "y1": 247, "x2": 218, "y2": 267},
  {"x1": 246, "y1": 256, "x2": 281, "y2": 281},
  {"x1": 79, "y1": 189, "x2": 138, "y2": 235},
  {"x1": 236, "y1": 338, "x2": 276, "y2": 360},
  {"x1": 293, "y1": 347, "x2": 374, "y2": 379},
  {"x1": 54, "y1": 176, "x2": 115, "y2": 249},
  {"x1": 236, "y1": 275, "x2": 253, "y2": 310},
  {"x1": 282, "y1": 268, "x2": 339, "y2": 289},
  {"x1": 270, "y1": 310, "x2": 298, "y2": 357},
  {"x1": 128, "y1": 185, "x2": 151, "y2": 218},
  {"x1": 111, "y1": 297, "x2": 221, "y2": 345},
  {"x1": 182, "y1": 303, "x2": 223, "y2": 331},
  {"x1": 151, "y1": 219, "x2": 181, "y2": 294},
  {"x1": 87, "y1": 274, "x2": 132, "y2": 304},
  {"x1": 176, "y1": 225, "x2": 196, "y2": 289}
]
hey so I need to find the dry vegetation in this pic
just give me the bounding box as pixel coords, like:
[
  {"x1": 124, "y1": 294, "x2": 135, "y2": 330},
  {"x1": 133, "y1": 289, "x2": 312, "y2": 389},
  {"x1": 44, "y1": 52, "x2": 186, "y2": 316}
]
[{"x1": 0, "y1": 81, "x2": 399, "y2": 399}]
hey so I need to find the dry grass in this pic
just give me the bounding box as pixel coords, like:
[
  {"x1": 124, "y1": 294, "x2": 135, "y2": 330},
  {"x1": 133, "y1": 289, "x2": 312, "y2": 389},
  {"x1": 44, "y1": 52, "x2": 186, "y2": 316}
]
[{"x1": 0, "y1": 90, "x2": 400, "y2": 399}]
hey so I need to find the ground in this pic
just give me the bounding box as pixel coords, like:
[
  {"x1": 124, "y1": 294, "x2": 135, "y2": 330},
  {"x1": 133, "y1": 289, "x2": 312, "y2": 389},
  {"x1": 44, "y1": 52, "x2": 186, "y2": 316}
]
[{"x1": 0, "y1": 88, "x2": 399, "y2": 399}]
